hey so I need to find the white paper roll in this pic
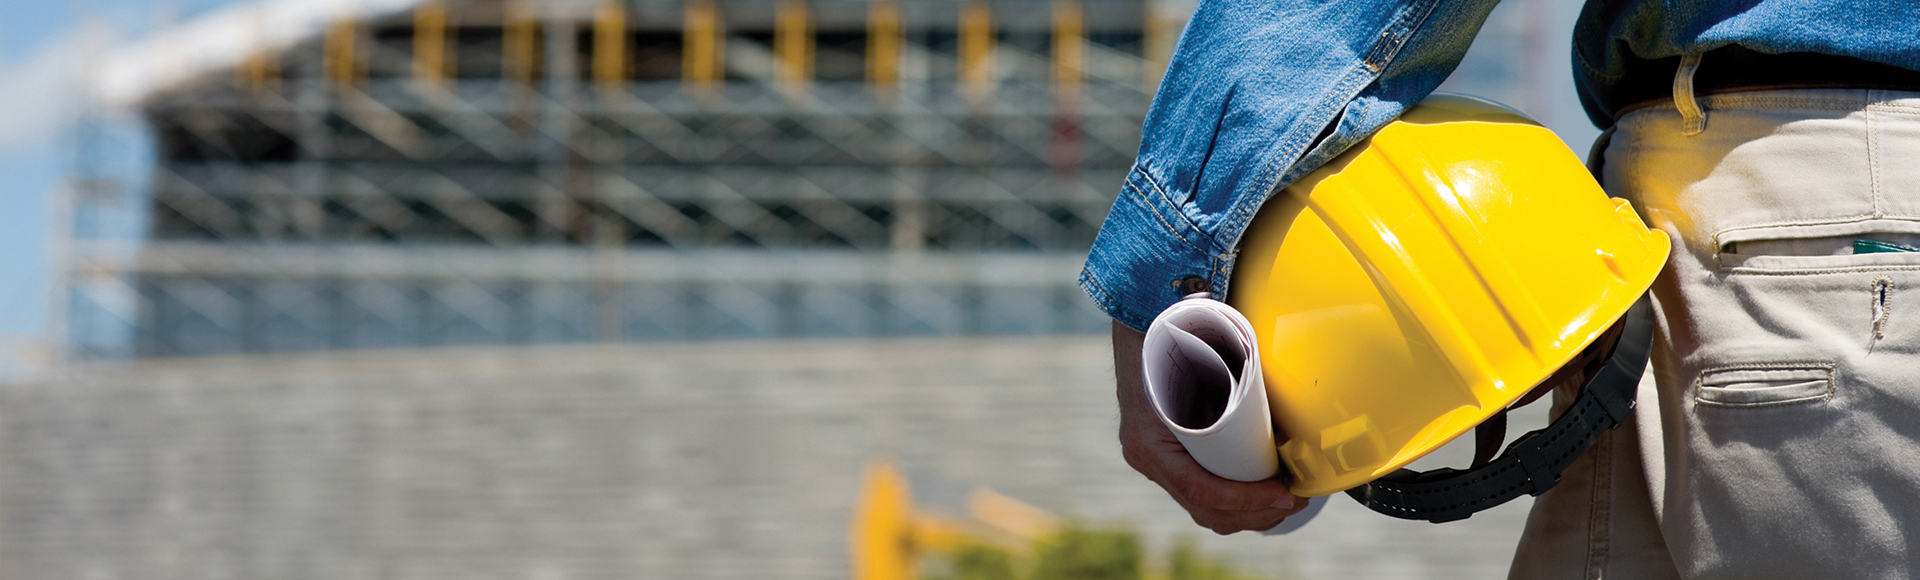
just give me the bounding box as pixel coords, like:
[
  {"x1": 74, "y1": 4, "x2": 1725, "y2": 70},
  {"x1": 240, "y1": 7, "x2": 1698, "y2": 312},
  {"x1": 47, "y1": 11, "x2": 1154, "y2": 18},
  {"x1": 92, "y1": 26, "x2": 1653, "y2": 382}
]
[{"x1": 1140, "y1": 295, "x2": 1279, "y2": 482}]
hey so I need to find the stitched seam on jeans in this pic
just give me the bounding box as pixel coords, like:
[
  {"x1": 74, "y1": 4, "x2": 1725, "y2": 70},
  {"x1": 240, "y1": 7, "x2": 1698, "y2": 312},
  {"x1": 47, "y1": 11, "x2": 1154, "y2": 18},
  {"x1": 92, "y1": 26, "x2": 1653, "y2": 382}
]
[
  {"x1": 1077, "y1": 268, "x2": 1148, "y2": 332},
  {"x1": 1126, "y1": 164, "x2": 1207, "y2": 242},
  {"x1": 1361, "y1": 0, "x2": 1440, "y2": 72},
  {"x1": 1239, "y1": 60, "x2": 1378, "y2": 230},
  {"x1": 1234, "y1": 69, "x2": 1365, "y2": 228},
  {"x1": 1223, "y1": 0, "x2": 1439, "y2": 281},
  {"x1": 1220, "y1": 66, "x2": 1376, "y2": 295},
  {"x1": 1122, "y1": 176, "x2": 1207, "y2": 255}
]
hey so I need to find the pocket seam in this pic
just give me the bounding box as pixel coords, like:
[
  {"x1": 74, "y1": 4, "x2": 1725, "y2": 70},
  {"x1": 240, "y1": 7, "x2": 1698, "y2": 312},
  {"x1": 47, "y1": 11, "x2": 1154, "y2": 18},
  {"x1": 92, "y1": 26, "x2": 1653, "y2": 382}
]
[
  {"x1": 1693, "y1": 362, "x2": 1837, "y2": 408},
  {"x1": 1728, "y1": 263, "x2": 1920, "y2": 276},
  {"x1": 1711, "y1": 218, "x2": 1920, "y2": 271}
]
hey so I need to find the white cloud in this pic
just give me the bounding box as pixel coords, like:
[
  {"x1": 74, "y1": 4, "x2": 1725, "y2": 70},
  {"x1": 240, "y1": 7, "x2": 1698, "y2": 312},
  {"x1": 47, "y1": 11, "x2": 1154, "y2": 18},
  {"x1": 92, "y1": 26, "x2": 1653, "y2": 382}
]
[
  {"x1": 93, "y1": 0, "x2": 427, "y2": 107},
  {"x1": 0, "y1": 21, "x2": 111, "y2": 151}
]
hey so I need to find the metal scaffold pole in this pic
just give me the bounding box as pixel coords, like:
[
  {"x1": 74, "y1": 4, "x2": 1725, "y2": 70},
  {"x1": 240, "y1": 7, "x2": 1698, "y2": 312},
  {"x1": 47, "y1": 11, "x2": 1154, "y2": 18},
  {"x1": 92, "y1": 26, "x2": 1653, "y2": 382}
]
[{"x1": 66, "y1": 0, "x2": 1174, "y2": 357}]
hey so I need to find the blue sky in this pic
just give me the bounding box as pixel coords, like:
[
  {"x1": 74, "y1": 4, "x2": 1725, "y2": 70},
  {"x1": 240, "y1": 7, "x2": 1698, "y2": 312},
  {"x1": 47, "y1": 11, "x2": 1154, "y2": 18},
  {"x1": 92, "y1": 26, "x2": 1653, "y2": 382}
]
[
  {"x1": 3, "y1": 1, "x2": 250, "y2": 57},
  {"x1": 1, "y1": 0, "x2": 256, "y2": 370}
]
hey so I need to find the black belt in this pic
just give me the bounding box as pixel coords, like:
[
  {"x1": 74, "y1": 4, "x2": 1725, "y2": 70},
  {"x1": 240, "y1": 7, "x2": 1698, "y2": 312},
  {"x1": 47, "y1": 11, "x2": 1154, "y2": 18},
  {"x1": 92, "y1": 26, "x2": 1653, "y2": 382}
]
[
  {"x1": 1344, "y1": 296, "x2": 1652, "y2": 524},
  {"x1": 1613, "y1": 45, "x2": 1920, "y2": 119}
]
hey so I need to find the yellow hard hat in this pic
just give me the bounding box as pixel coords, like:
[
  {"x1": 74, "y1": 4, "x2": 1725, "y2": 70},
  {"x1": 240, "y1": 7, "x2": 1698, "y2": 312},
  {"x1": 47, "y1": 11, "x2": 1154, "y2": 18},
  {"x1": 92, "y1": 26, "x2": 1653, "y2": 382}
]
[{"x1": 1226, "y1": 94, "x2": 1668, "y2": 521}]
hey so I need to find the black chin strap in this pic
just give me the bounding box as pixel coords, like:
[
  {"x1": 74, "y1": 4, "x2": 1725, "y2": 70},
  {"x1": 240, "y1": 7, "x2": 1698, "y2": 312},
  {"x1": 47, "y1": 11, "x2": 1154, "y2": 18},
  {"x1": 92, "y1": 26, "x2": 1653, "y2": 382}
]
[{"x1": 1344, "y1": 296, "x2": 1653, "y2": 523}]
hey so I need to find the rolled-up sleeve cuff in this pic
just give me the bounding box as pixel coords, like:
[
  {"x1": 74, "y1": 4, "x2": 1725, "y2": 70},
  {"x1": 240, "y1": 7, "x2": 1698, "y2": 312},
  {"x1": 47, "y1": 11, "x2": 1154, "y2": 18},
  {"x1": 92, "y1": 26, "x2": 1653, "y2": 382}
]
[{"x1": 1079, "y1": 163, "x2": 1226, "y2": 333}]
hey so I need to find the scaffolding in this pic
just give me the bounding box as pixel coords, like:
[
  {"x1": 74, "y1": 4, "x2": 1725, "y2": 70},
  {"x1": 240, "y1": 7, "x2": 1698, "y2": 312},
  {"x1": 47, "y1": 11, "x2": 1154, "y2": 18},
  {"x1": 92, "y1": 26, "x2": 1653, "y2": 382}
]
[{"x1": 64, "y1": 0, "x2": 1180, "y2": 357}]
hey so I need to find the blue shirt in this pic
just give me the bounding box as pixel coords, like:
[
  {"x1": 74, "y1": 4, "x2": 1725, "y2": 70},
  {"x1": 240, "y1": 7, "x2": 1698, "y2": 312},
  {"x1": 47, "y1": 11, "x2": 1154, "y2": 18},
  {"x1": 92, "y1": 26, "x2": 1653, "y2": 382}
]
[{"x1": 1080, "y1": 0, "x2": 1920, "y2": 332}]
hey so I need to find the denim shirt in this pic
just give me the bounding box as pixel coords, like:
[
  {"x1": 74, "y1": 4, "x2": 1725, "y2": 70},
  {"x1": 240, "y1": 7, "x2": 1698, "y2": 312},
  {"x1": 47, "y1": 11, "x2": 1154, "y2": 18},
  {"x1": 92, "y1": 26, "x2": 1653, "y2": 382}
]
[{"x1": 1081, "y1": 0, "x2": 1920, "y2": 332}]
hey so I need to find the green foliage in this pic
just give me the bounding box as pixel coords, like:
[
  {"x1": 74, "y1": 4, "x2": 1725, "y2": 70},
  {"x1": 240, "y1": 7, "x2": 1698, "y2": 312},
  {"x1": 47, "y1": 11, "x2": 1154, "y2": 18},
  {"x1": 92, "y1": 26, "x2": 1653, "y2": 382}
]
[
  {"x1": 926, "y1": 542, "x2": 1018, "y2": 580},
  {"x1": 1029, "y1": 525, "x2": 1143, "y2": 580},
  {"x1": 1166, "y1": 537, "x2": 1253, "y2": 580},
  {"x1": 918, "y1": 522, "x2": 1264, "y2": 580}
]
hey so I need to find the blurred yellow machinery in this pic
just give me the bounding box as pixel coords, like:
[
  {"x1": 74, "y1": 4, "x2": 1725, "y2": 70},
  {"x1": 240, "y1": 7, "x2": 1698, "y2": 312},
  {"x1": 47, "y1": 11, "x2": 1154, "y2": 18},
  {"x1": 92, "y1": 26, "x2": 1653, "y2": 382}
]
[{"x1": 850, "y1": 459, "x2": 1061, "y2": 580}]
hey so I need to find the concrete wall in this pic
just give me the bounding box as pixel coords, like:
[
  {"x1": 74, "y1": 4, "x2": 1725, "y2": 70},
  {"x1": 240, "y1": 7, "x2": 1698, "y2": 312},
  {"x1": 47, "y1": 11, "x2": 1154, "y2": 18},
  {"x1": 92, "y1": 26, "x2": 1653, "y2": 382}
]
[{"x1": 3, "y1": 337, "x2": 1535, "y2": 580}]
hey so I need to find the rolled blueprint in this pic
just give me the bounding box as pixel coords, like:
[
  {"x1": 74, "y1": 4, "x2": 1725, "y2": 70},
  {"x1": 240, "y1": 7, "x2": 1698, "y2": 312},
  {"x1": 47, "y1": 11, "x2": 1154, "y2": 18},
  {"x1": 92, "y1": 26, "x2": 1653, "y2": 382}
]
[{"x1": 1140, "y1": 295, "x2": 1279, "y2": 482}]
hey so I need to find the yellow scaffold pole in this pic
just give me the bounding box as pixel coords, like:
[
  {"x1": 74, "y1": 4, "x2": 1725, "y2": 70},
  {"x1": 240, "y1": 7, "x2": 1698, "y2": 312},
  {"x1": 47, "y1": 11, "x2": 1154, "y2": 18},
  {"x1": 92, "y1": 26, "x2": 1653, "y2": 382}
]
[
  {"x1": 595, "y1": 1, "x2": 628, "y2": 95},
  {"x1": 1052, "y1": 0, "x2": 1083, "y2": 102},
  {"x1": 775, "y1": 0, "x2": 814, "y2": 97},
  {"x1": 413, "y1": 1, "x2": 449, "y2": 90},
  {"x1": 866, "y1": 0, "x2": 900, "y2": 98},
  {"x1": 959, "y1": 0, "x2": 995, "y2": 105},
  {"x1": 683, "y1": 0, "x2": 723, "y2": 94},
  {"x1": 324, "y1": 14, "x2": 362, "y2": 88},
  {"x1": 236, "y1": 46, "x2": 279, "y2": 94},
  {"x1": 504, "y1": 0, "x2": 538, "y2": 87}
]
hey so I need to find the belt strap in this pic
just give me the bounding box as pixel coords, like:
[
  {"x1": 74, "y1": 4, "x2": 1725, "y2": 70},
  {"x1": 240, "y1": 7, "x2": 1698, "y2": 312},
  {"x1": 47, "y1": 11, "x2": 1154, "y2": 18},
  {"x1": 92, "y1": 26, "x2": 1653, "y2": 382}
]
[
  {"x1": 1344, "y1": 296, "x2": 1653, "y2": 523},
  {"x1": 1611, "y1": 45, "x2": 1920, "y2": 120}
]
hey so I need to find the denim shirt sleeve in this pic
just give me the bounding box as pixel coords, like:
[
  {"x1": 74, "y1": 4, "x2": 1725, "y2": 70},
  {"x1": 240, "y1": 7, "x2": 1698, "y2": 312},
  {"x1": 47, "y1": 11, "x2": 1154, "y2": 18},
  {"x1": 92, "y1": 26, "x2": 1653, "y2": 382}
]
[{"x1": 1080, "y1": 0, "x2": 1502, "y2": 332}]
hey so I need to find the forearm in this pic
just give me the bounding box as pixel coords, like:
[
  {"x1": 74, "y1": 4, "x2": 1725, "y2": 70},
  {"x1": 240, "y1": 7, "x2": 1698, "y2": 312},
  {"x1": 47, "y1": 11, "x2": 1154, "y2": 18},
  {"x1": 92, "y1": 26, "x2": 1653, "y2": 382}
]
[{"x1": 1082, "y1": 0, "x2": 1504, "y2": 333}]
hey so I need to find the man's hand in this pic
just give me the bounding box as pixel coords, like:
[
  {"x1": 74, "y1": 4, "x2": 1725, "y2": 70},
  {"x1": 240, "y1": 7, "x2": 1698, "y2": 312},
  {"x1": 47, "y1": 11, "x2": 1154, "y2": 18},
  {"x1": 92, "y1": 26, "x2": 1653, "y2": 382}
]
[{"x1": 1112, "y1": 320, "x2": 1306, "y2": 535}]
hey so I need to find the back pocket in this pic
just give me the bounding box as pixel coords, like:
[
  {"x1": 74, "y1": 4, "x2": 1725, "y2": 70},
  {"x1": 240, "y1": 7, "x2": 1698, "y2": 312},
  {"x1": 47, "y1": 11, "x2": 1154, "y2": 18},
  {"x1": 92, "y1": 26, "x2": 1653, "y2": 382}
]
[
  {"x1": 1718, "y1": 227, "x2": 1920, "y2": 271},
  {"x1": 1695, "y1": 364, "x2": 1835, "y2": 407}
]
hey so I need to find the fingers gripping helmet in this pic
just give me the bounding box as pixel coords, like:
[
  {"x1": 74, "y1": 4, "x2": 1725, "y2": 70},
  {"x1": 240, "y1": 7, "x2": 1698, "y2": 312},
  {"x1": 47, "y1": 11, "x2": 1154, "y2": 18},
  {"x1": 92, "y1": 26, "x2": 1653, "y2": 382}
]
[{"x1": 1226, "y1": 94, "x2": 1669, "y2": 522}]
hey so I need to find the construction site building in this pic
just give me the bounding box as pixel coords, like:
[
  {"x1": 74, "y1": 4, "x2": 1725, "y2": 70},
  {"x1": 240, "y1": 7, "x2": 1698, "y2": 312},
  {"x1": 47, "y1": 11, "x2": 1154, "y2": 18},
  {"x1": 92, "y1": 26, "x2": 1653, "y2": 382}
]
[{"x1": 63, "y1": 0, "x2": 1178, "y2": 357}]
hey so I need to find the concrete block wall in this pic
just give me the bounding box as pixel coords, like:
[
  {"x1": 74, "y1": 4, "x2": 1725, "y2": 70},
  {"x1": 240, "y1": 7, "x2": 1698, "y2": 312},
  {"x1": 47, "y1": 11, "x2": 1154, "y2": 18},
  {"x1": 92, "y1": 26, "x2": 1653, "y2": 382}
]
[{"x1": 3, "y1": 338, "x2": 1535, "y2": 580}]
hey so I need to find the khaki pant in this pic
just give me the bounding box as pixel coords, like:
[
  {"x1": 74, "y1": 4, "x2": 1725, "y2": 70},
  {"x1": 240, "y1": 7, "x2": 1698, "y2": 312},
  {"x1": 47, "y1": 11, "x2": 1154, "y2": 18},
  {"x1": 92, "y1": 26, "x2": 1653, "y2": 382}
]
[{"x1": 1509, "y1": 86, "x2": 1920, "y2": 579}]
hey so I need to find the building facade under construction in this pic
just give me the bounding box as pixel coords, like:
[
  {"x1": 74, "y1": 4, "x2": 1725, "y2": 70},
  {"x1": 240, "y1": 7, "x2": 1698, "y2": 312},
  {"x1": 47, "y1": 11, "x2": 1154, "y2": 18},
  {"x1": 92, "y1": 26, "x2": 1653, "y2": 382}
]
[{"x1": 64, "y1": 0, "x2": 1178, "y2": 357}]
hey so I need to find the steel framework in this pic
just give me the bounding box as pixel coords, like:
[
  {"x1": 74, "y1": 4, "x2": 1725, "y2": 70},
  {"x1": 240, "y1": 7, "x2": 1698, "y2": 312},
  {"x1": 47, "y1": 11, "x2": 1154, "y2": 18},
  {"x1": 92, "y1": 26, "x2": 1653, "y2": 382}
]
[{"x1": 65, "y1": 0, "x2": 1183, "y2": 356}]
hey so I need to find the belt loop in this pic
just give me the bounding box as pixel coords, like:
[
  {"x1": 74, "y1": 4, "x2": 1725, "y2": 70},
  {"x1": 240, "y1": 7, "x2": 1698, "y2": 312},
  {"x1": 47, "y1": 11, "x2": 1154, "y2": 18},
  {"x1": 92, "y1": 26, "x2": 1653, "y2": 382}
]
[{"x1": 1673, "y1": 53, "x2": 1707, "y2": 135}]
